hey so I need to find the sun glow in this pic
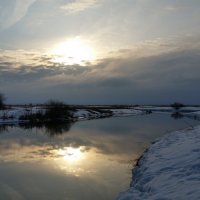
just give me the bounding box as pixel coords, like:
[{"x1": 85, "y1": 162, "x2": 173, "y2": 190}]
[
  {"x1": 57, "y1": 147, "x2": 84, "y2": 163},
  {"x1": 50, "y1": 38, "x2": 96, "y2": 65}
]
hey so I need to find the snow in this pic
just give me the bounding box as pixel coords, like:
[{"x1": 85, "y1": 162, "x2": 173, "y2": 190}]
[
  {"x1": 0, "y1": 106, "x2": 43, "y2": 124},
  {"x1": 0, "y1": 107, "x2": 144, "y2": 124},
  {"x1": 73, "y1": 108, "x2": 144, "y2": 120},
  {"x1": 111, "y1": 109, "x2": 144, "y2": 116},
  {"x1": 1, "y1": 106, "x2": 199, "y2": 124},
  {"x1": 186, "y1": 111, "x2": 200, "y2": 115},
  {"x1": 73, "y1": 109, "x2": 112, "y2": 120},
  {"x1": 137, "y1": 106, "x2": 200, "y2": 113},
  {"x1": 117, "y1": 126, "x2": 200, "y2": 200},
  {"x1": 138, "y1": 106, "x2": 173, "y2": 110}
]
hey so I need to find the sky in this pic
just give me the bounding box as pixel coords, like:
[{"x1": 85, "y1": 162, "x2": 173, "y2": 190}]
[{"x1": 0, "y1": 0, "x2": 200, "y2": 104}]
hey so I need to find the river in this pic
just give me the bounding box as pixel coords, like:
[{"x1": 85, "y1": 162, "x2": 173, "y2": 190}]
[{"x1": 0, "y1": 113, "x2": 199, "y2": 200}]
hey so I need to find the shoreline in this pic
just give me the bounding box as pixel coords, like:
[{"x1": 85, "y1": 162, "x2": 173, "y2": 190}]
[
  {"x1": 0, "y1": 106, "x2": 145, "y2": 125},
  {"x1": 116, "y1": 125, "x2": 200, "y2": 200},
  {"x1": 1, "y1": 105, "x2": 200, "y2": 126}
]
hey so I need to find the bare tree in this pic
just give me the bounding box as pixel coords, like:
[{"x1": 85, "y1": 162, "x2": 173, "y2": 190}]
[{"x1": 0, "y1": 93, "x2": 5, "y2": 109}]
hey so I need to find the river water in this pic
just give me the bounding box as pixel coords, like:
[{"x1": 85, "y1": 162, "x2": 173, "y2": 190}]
[{"x1": 0, "y1": 113, "x2": 199, "y2": 200}]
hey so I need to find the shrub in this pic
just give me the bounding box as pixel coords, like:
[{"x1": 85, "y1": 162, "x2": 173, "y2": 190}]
[
  {"x1": 45, "y1": 100, "x2": 71, "y2": 121},
  {"x1": 171, "y1": 102, "x2": 185, "y2": 110},
  {"x1": 19, "y1": 111, "x2": 45, "y2": 122}
]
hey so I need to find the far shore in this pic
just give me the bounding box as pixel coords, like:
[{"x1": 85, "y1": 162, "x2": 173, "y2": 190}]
[{"x1": 1, "y1": 104, "x2": 200, "y2": 126}]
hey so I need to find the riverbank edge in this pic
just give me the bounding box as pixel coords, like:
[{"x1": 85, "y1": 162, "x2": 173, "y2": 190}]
[
  {"x1": 116, "y1": 125, "x2": 200, "y2": 200},
  {"x1": 0, "y1": 107, "x2": 145, "y2": 125},
  {"x1": 1, "y1": 105, "x2": 200, "y2": 125}
]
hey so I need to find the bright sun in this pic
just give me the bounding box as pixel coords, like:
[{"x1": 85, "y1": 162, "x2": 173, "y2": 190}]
[{"x1": 50, "y1": 38, "x2": 95, "y2": 65}]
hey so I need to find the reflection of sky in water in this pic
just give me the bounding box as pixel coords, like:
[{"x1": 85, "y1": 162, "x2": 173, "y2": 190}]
[{"x1": 0, "y1": 114, "x2": 200, "y2": 200}]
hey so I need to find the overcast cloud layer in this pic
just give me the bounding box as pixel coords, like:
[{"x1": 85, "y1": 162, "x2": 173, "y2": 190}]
[{"x1": 0, "y1": 0, "x2": 200, "y2": 104}]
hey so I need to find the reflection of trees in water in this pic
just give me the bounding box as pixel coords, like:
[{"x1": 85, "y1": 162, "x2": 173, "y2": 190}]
[
  {"x1": 20, "y1": 120, "x2": 73, "y2": 136},
  {"x1": 46, "y1": 122, "x2": 72, "y2": 136},
  {"x1": 0, "y1": 124, "x2": 9, "y2": 133},
  {"x1": 171, "y1": 112, "x2": 200, "y2": 123},
  {"x1": 171, "y1": 112, "x2": 184, "y2": 119},
  {"x1": 0, "y1": 121, "x2": 73, "y2": 136}
]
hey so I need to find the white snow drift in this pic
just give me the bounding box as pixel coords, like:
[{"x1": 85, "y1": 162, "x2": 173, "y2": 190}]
[{"x1": 117, "y1": 126, "x2": 200, "y2": 200}]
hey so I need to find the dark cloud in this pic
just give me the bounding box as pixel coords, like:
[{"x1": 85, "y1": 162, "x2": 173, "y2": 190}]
[
  {"x1": 0, "y1": 46, "x2": 200, "y2": 104},
  {"x1": 97, "y1": 77, "x2": 132, "y2": 87},
  {"x1": 0, "y1": 51, "x2": 92, "y2": 84}
]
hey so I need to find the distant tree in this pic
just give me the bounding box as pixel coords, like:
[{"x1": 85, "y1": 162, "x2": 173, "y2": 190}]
[
  {"x1": 171, "y1": 102, "x2": 185, "y2": 110},
  {"x1": 0, "y1": 93, "x2": 5, "y2": 109},
  {"x1": 45, "y1": 100, "x2": 71, "y2": 120}
]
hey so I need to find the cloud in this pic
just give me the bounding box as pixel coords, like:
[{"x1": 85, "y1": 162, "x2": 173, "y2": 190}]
[
  {"x1": 0, "y1": 0, "x2": 36, "y2": 31},
  {"x1": 98, "y1": 77, "x2": 132, "y2": 88},
  {"x1": 1, "y1": 36, "x2": 200, "y2": 104},
  {"x1": 60, "y1": 0, "x2": 100, "y2": 14}
]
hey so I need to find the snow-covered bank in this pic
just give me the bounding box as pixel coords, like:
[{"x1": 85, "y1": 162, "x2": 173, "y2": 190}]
[
  {"x1": 72, "y1": 109, "x2": 111, "y2": 120},
  {"x1": 0, "y1": 106, "x2": 43, "y2": 124},
  {"x1": 0, "y1": 106, "x2": 144, "y2": 124},
  {"x1": 117, "y1": 126, "x2": 200, "y2": 200},
  {"x1": 73, "y1": 108, "x2": 143, "y2": 120},
  {"x1": 137, "y1": 106, "x2": 200, "y2": 113},
  {"x1": 1, "y1": 105, "x2": 199, "y2": 125},
  {"x1": 111, "y1": 109, "x2": 143, "y2": 117}
]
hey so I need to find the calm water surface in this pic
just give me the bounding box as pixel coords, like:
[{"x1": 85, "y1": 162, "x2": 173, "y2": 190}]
[{"x1": 0, "y1": 114, "x2": 199, "y2": 200}]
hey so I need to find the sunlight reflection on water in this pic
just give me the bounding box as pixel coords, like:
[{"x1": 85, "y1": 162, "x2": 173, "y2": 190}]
[{"x1": 0, "y1": 114, "x2": 199, "y2": 200}]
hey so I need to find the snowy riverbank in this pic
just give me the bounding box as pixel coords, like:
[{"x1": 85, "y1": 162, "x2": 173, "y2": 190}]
[
  {"x1": 1, "y1": 105, "x2": 200, "y2": 125},
  {"x1": 117, "y1": 126, "x2": 200, "y2": 200},
  {"x1": 0, "y1": 106, "x2": 144, "y2": 124}
]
